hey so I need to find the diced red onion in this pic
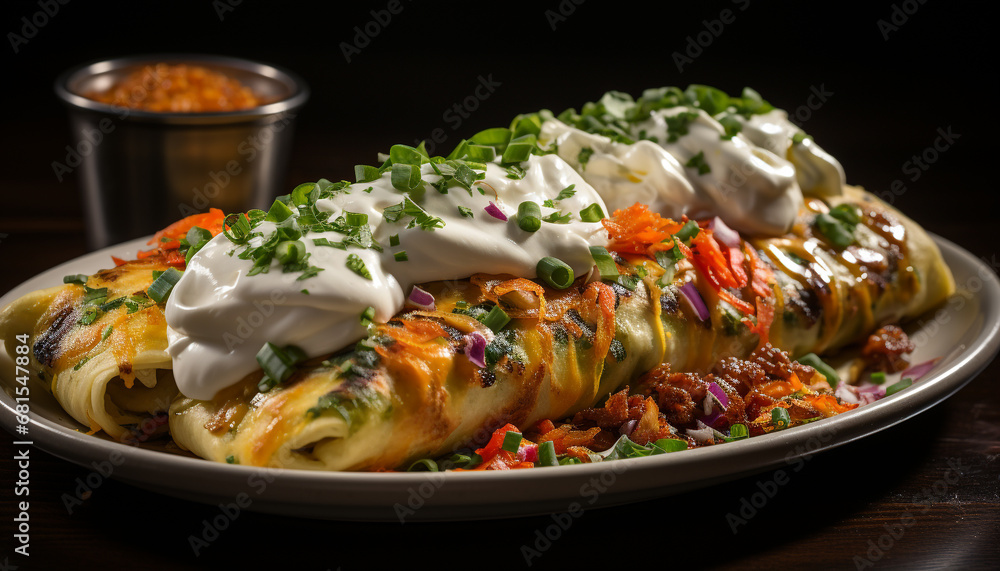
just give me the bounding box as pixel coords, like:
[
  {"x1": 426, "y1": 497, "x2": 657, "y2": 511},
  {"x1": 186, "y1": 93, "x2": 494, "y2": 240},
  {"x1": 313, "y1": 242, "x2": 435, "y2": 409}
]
[
  {"x1": 406, "y1": 285, "x2": 436, "y2": 311},
  {"x1": 707, "y1": 382, "x2": 730, "y2": 410},
  {"x1": 679, "y1": 282, "x2": 710, "y2": 322},
  {"x1": 835, "y1": 382, "x2": 861, "y2": 404},
  {"x1": 901, "y1": 358, "x2": 940, "y2": 382},
  {"x1": 709, "y1": 216, "x2": 741, "y2": 249},
  {"x1": 620, "y1": 419, "x2": 637, "y2": 436},
  {"x1": 698, "y1": 410, "x2": 724, "y2": 428},
  {"x1": 516, "y1": 443, "x2": 538, "y2": 463},
  {"x1": 463, "y1": 332, "x2": 487, "y2": 368},
  {"x1": 484, "y1": 202, "x2": 507, "y2": 221}
]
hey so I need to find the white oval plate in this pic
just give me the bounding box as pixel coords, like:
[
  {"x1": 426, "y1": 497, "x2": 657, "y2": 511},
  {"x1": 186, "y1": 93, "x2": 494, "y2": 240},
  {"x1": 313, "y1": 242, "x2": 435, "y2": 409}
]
[{"x1": 1, "y1": 235, "x2": 998, "y2": 521}]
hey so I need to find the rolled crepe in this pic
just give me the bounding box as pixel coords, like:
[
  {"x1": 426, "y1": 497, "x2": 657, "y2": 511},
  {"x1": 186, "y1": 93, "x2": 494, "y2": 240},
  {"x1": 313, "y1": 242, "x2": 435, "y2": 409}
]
[
  {"x1": 0, "y1": 257, "x2": 177, "y2": 441},
  {"x1": 168, "y1": 186, "x2": 954, "y2": 470}
]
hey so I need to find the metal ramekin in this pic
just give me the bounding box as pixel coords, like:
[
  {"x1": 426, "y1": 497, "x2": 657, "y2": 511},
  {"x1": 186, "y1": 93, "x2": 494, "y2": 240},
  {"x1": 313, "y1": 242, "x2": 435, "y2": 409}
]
[{"x1": 55, "y1": 54, "x2": 310, "y2": 249}]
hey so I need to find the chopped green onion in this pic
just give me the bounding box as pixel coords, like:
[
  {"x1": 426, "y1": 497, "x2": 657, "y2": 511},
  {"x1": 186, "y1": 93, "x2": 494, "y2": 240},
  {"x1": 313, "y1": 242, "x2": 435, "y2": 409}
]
[
  {"x1": 796, "y1": 353, "x2": 840, "y2": 389},
  {"x1": 255, "y1": 342, "x2": 303, "y2": 387},
  {"x1": 814, "y1": 213, "x2": 855, "y2": 249},
  {"x1": 63, "y1": 274, "x2": 89, "y2": 285},
  {"x1": 390, "y1": 163, "x2": 423, "y2": 192},
  {"x1": 685, "y1": 151, "x2": 711, "y2": 175},
  {"x1": 394, "y1": 251, "x2": 409, "y2": 262},
  {"x1": 770, "y1": 407, "x2": 791, "y2": 430},
  {"x1": 275, "y1": 240, "x2": 306, "y2": 264},
  {"x1": 726, "y1": 424, "x2": 749, "y2": 441},
  {"x1": 537, "y1": 440, "x2": 559, "y2": 467},
  {"x1": 589, "y1": 246, "x2": 619, "y2": 279},
  {"x1": 223, "y1": 213, "x2": 251, "y2": 244},
  {"x1": 501, "y1": 134, "x2": 536, "y2": 164},
  {"x1": 501, "y1": 431, "x2": 522, "y2": 454},
  {"x1": 355, "y1": 164, "x2": 381, "y2": 183},
  {"x1": 469, "y1": 127, "x2": 512, "y2": 152},
  {"x1": 346, "y1": 253, "x2": 372, "y2": 279},
  {"x1": 480, "y1": 305, "x2": 510, "y2": 333},
  {"x1": 537, "y1": 257, "x2": 575, "y2": 289},
  {"x1": 579, "y1": 203, "x2": 605, "y2": 223},
  {"x1": 885, "y1": 377, "x2": 913, "y2": 396},
  {"x1": 290, "y1": 182, "x2": 318, "y2": 206},
  {"x1": 265, "y1": 199, "x2": 294, "y2": 223},
  {"x1": 829, "y1": 204, "x2": 861, "y2": 226},
  {"x1": 559, "y1": 457, "x2": 582, "y2": 466},
  {"x1": 225, "y1": 455, "x2": 237, "y2": 464},
  {"x1": 147, "y1": 267, "x2": 183, "y2": 303},
  {"x1": 389, "y1": 234, "x2": 400, "y2": 247},
  {"x1": 870, "y1": 371, "x2": 887, "y2": 385},
  {"x1": 517, "y1": 201, "x2": 542, "y2": 232},
  {"x1": 345, "y1": 212, "x2": 368, "y2": 227},
  {"x1": 406, "y1": 459, "x2": 439, "y2": 472},
  {"x1": 465, "y1": 145, "x2": 496, "y2": 162},
  {"x1": 674, "y1": 220, "x2": 701, "y2": 243},
  {"x1": 389, "y1": 144, "x2": 425, "y2": 166},
  {"x1": 360, "y1": 306, "x2": 376, "y2": 327},
  {"x1": 101, "y1": 324, "x2": 113, "y2": 341}
]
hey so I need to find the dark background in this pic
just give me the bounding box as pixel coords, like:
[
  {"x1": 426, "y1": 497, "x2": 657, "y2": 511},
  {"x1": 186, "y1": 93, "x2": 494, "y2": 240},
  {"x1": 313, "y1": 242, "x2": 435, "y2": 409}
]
[{"x1": 1, "y1": 1, "x2": 998, "y2": 569}]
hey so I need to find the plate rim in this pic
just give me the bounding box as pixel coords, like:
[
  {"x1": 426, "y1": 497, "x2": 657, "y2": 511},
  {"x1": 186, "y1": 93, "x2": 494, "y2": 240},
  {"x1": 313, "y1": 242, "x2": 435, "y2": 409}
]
[{"x1": 1, "y1": 234, "x2": 997, "y2": 521}]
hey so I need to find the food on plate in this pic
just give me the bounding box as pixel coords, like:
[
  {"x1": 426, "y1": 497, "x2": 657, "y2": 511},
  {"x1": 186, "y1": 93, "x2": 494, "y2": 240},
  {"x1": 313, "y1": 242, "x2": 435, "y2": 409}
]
[
  {"x1": 85, "y1": 63, "x2": 262, "y2": 112},
  {"x1": 0, "y1": 85, "x2": 955, "y2": 471}
]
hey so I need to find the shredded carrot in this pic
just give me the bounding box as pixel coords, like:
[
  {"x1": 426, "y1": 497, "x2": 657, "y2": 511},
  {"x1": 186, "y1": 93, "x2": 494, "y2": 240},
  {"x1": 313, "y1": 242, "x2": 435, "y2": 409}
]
[
  {"x1": 131, "y1": 208, "x2": 227, "y2": 265},
  {"x1": 744, "y1": 244, "x2": 775, "y2": 301},
  {"x1": 689, "y1": 230, "x2": 738, "y2": 290},
  {"x1": 603, "y1": 203, "x2": 685, "y2": 255}
]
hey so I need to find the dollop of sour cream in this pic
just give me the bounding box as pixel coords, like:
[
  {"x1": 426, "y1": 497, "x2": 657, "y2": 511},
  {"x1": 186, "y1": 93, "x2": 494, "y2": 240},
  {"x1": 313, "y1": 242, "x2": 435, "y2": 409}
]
[
  {"x1": 165, "y1": 155, "x2": 609, "y2": 400},
  {"x1": 539, "y1": 106, "x2": 845, "y2": 236}
]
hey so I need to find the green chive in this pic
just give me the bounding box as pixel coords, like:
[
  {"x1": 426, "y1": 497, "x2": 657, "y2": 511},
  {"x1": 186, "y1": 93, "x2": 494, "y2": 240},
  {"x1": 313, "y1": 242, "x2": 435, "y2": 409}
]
[
  {"x1": 355, "y1": 164, "x2": 381, "y2": 183},
  {"x1": 469, "y1": 127, "x2": 512, "y2": 152},
  {"x1": 290, "y1": 182, "x2": 318, "y2": 206},
  {"x1": 63, "y1": 274, "x2": 89, "y2": 285},
  {"x1": 255, "y1": 342, "x2": 303, "y2": 387},
  {"x1": 360, "y1": 306, "x2": 376, "y2": 327},
  {"x1": 726, "y1": 424, "x2": 749, "y2": 441},
  {"x1": 589, "y1": 246, "x2": 619, "y2": 279},
  {"x1": 389, "y1": 144, "x2": 425, "y2": 166},
  {"x1": 559, "y1": 457, "x2": 582, "y2": 466},
  {"x1": 870, "y1": 371, "x2": 887, "y2": 385},
  {"x1": 885, "y1": 378, "x2": 913, "y2": 397},
  {"x1": 390, "y1": 163, "x2": 423, "y2": 192},
  {"x1": 480, "y1": 305, "x2": 510, "y2": 333},
  {"x1": 394, "y1": 251, "x2": 408, "y2": 262},
  {"x1": 579, "y1": 203, "x2": 605, "y2": 223},
  {"x1": 101, "y1": 325, "x2": 113, "y2": 341},
  {"x1": 685, "y1": 151, "x2": 711, "y2": 175},
  {"x1": 537, "y1": 440, "x2": 559, "y2": 467},
  {"x1": 275, "y1": 240, "x2": 306, "y2": 265},
  {"x1": 501, "y1": 431, "x2": 522, "y2": 454},
  {"x1": 389, "y1": 234, "x2": 400, "y2": 247},
  {"x1": 147, "y1": 267, "x2": 183, "y2": 303},
  {"x1": 223, "y1": 213, "x2": 251, "y2": 244},
  {"x1": 345, "y1": 212, "x2": 368, "y2": 227},
  {"x1": 674, "y1": 220, "x2": 701, "y2": 243},
  {"x1": 265, "y1": 199, "x2": 294, "y2": 223},
  {"x1": 346, "y1": 253, "x2": 372, "y2": 280},
  {"x1": 770, "y1": 407, "x2": 791, "y2": 430},
  {"x1": 796, "y1": 353, "x2": 840, "y2": 389},
  {"x1": 406, "y1": 459, "x2": 439, "y2": 472},
  {"x1": 536, "y1": 257, "x2": 575, "y2": 289},
  {"x1": 466, "y1": 145, "x2": 496, "y2": 162},
  {"x1": 501, "y1": 134, "x2": 536, "y2": 164},
  {"x1": 814, "y1": 213, "x2": 854, "y2": 249},
  {"x1": 517, "y1": 201, "x2": 542, "y2": 232},
  {"x1": 225, "y1": 455, "x2": 237, "y2": 464}
]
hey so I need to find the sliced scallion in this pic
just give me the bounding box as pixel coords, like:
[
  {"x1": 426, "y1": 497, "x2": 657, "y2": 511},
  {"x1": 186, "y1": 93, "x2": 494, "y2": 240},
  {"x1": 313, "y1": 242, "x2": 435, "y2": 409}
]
[
  {"x1": 480, "y1": 305, "x2": 510, "y2": 333},
  {"x1": 674, "y1": 220, "x2": 700, "y2": 243},
  {"x1": 276, "y1": 240, "x2": 306, "y2": 264},
  {"x1": 589, "y1": 246, "x2": 619, "y2": 279},
  {"x1": 394, "y1": 251, "x2": 408, "y2": 262},
  {"x1": 346, "y1": 254, "x2": 372, "y2": 279},
  {"x1": 885, "y1": 377, "x2": 913, "y2": 396},
  {"x1": 537, "y1": 440, "x2": 559, "y2": 467},
  {"x1": 796, "y1": 352, "x2": 840, "y2": 389},
  {"x1": 517, "y1": 201, "x2": 542, "y2": 232},
  {"x1": 501, "y1": 431, "x2": 522, "y2": 454},
  {"x1": 63, "y1": 274, "x2": 89, "y2": 285},
  {"x1": 147, "y1": 267, "x2": 183, "y2": 303},
  {"x1": 265, "y1": 199, "x2": 293, "y2": 223},
  {"x1": 537, "y1": 256, "x2": 575, "y2": 289}
]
